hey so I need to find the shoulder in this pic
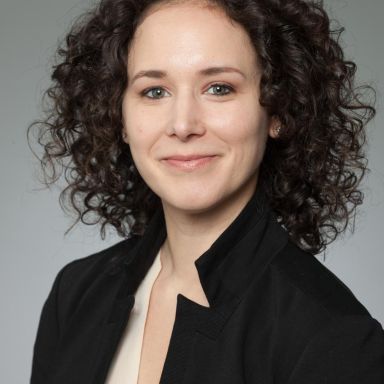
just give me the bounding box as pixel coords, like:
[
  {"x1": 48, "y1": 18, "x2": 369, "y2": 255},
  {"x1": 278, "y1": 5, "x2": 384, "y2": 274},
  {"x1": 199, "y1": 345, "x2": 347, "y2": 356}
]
[
  {"x1": 271, "y1": 240, "x2": 371, "y2": 318},
  {"x1": 47, "y1": 235, "x2": 141, "y2": 323},
  {"x1": 56, "y1": 234, "x2": 142, "y2": 284},
  {"x1": 31, "y1": 236, "x2": 142, "y2": 381},
  {"x1": 266, "y1": 241, "x2": 384, "y2": 382},
  {"x1": 62, "y1": 236, "x2": 140, "y2": 274},
  {"x1": 58, "y1": 235, "x2": 141, "y2": 284}
]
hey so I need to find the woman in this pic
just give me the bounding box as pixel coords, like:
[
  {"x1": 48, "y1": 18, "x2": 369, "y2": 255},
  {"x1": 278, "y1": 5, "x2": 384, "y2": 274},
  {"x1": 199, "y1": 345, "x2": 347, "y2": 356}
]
[{"x1": 29, "y1": 0, "x2": 384, "y2": 383}]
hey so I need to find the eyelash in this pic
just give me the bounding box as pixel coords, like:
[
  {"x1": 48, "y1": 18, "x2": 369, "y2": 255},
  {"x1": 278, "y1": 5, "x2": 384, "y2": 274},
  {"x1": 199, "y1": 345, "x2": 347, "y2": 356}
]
[{"x1": 140, "y1": 83, "x2": 234, "y2": 99}]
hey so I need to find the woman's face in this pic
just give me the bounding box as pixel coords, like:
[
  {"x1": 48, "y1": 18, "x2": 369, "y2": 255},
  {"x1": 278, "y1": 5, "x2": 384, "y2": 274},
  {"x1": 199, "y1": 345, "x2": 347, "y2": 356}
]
[{"x1": 122, "y1": 2, "x2": 277, "y2": 215}]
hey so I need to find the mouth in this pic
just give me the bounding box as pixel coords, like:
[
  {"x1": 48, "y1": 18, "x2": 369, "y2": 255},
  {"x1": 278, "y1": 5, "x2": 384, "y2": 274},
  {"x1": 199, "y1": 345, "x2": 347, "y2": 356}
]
[{"x1": 161, "y1": 154, "x2": 218, "y2": 171}]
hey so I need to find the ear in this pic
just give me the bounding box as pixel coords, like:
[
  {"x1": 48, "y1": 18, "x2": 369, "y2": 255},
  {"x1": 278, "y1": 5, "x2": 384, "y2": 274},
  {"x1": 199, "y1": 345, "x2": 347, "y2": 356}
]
[
  {"x1": 122, "y1": 129, "x2": 129, "y2": 144},
  {"x1": 268, "y1": 116, "x2": 282, "y2": 139}
]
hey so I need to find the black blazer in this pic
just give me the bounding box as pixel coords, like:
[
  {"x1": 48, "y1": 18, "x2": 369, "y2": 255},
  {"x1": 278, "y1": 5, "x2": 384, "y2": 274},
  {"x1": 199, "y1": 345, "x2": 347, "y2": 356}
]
[{"x1": 31, "y1": 187, "x2": 384, "y2": 383}]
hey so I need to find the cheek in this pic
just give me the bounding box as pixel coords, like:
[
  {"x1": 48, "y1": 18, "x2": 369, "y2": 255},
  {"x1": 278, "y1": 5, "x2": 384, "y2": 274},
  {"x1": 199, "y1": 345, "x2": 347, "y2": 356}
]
[
  {"x1": 212, "y1": 109, "x2": 269, "y2": 147},
  {"x1": 124, "y1": 107, "x2": 156, "y2": 148},
  {"x1": 218, "y1": 111, "x2": 270, "y2": 173}
]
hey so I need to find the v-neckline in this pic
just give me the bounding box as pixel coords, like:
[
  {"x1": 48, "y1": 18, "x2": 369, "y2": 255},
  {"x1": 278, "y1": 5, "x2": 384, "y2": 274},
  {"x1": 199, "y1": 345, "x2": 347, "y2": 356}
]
[
  {"x1": 136, "y1": 249, "x2": 164, "y2": 383},
  {"x1": 104, "y1": 249, "x2": 163, "y2": 384}
]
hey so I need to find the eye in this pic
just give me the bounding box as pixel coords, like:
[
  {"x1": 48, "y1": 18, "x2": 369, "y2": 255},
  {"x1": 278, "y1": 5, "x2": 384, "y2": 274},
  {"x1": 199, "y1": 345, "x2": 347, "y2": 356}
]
[
  {"x1": 206, "y1": 83, "x2": 234, "y2": 96},
  {"x1": 141, "y1": 87, "x2": 170, "y2": 99},
  {"x1": 140, "y1": 83, "x2": 234, "y2": 99}
]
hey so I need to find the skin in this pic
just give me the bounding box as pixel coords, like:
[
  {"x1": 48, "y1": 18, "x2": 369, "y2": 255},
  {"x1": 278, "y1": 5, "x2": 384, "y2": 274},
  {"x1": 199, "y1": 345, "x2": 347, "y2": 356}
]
[{"x1": 122, "y1": 1, "x2": 279, "y2": 294}]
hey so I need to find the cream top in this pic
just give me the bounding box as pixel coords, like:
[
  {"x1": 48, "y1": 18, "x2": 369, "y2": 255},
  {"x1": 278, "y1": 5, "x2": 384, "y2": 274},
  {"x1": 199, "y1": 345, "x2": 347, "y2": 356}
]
[{"x1": 105, "y1": 250, "x2": 162, "y2": 384}]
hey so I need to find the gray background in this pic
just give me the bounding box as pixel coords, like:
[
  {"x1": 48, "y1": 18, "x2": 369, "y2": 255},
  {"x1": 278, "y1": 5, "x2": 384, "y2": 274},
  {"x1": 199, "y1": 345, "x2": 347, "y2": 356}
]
[{"x1": 1, "y1": 0, "x2": 383, "y2": 382}]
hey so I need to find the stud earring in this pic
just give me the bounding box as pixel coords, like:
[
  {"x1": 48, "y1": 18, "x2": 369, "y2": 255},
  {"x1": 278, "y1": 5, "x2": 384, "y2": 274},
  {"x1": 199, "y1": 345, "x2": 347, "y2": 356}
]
[{"x1": 275, "y1": 125, "x2": 282, "y2": 137}]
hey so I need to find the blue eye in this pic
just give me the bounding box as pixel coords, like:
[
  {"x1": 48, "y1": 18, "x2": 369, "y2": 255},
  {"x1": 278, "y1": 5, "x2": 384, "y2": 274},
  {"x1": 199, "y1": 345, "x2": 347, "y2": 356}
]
[
  {"x1": 206, "y1": 83, "x2": 234, "y2": 96},
  {"x1": 141, "y1": 83, "x2": 234, "y2": 99},
  {"x1": 142, "y1": 87, "x2": 170, "y2": 99}
]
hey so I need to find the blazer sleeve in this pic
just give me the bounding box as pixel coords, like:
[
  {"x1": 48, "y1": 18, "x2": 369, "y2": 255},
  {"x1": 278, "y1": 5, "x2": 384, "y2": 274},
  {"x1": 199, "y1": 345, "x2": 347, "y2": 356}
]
[
  {"x1": 30, "y1": 265, "x2": 67, "y2": 384},
  {"x1": 286, "y1": 316, "x2": 384, "y2": 384}
]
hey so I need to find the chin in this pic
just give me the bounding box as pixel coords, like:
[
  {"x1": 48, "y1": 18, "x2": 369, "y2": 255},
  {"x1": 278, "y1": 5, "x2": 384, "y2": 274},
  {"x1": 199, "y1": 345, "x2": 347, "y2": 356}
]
[
  {"x1": 160, "y1": 188, "x2": 236, "y2": 216},
  {"x1": 160, "y1": 189, "x2": 219, "y2": 212}
]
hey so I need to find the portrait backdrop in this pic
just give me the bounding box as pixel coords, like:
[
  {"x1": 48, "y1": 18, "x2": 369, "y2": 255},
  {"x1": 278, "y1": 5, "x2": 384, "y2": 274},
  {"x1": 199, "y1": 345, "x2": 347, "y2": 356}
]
[{"x1": 0, "y1": 0, "x2": 383, "y2": 382}]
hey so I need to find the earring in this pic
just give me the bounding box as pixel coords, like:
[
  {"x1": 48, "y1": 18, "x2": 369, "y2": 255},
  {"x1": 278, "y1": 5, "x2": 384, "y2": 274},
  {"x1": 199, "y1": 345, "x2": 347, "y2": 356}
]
[{"x1": 275, "y1": 125, "x2": 282, "y2": 137}]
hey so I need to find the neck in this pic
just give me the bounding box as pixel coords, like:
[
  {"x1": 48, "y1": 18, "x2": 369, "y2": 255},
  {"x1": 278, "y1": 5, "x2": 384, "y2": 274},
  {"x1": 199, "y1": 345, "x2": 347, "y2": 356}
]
[{"x1": 159, "y1": 183, "x2": 257, "y2": 288}]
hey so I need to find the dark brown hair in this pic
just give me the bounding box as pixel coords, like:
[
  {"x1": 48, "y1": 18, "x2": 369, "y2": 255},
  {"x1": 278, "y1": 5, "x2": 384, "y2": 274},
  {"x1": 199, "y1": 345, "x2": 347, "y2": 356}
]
[{"x1": 28, "y1": 0, "x2": 376, "y2": 254}]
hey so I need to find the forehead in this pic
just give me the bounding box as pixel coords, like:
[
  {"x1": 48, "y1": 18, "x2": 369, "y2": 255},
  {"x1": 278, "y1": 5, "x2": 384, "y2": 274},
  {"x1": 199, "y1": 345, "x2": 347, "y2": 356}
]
[{"x1": 128, "y1": 2, "x2": 259, "y2": 75}]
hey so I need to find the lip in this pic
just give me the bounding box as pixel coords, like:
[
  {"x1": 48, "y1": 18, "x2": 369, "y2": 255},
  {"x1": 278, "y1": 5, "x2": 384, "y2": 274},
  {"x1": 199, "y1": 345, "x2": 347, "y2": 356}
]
[{"x1": 161, "y1": 154, "x2": 217, "y2": 171}]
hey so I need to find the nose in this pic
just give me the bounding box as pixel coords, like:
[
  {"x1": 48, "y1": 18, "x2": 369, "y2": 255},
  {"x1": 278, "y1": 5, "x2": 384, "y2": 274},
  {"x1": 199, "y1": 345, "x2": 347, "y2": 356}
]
[{"x1": 166, "y1": 90, "x2": 206, "y2": 141}]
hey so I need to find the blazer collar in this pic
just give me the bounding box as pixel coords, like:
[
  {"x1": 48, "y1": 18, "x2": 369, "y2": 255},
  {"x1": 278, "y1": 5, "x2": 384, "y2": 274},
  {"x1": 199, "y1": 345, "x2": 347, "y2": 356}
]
[
  {"x1": 122, "y1": 185, "x2": 289, "y2": 309},
  {"x1": 91, "y1": 186, "x2": 290, "y2": 383}
]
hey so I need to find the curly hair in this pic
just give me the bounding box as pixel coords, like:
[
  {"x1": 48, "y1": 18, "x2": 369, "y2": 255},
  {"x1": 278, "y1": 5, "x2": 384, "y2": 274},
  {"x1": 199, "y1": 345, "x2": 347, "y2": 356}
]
[{"x1": 28, "y1": 0, "x2": 375, "y2": 255}]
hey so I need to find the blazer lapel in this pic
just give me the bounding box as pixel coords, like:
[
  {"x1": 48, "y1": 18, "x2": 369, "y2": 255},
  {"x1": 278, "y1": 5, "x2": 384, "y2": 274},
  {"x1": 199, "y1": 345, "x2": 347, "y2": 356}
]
[
  {"x1": 90, "y1": 295, "x2": 135, "y2": 384},
  {"x1": 89, "y1": 210, "x2": 167, "y2": 383}
]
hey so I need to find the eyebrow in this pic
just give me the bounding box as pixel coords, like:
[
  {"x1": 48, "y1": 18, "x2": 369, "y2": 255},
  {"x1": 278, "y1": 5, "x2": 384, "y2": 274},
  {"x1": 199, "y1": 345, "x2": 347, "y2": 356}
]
[{"x1": 129, "y1": 66, "x2": 246, "y2": 85}]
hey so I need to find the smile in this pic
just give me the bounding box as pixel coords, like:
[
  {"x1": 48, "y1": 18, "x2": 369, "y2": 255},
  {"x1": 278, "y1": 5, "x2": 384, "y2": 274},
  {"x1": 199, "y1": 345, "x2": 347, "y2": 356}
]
[{"x1": 161, "y1": 155, "x2": 218, "y2": 171}]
